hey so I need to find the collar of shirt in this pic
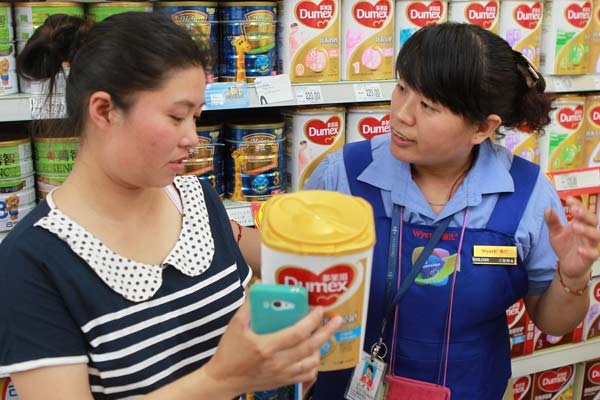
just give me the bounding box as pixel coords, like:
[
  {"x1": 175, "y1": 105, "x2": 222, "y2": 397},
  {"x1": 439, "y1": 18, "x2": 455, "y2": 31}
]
[
  {"x1": 35, "y1": 176, "x2": 215, "y2": 302},
  {"x1": 357, "y1": 136, "x2": 515, "y2": 221}
]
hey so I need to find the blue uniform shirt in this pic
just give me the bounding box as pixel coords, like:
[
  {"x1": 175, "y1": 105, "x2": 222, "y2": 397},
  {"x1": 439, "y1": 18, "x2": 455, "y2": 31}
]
[{"x1": 305, "y1": 134, "x2": 566, "y2": 296}]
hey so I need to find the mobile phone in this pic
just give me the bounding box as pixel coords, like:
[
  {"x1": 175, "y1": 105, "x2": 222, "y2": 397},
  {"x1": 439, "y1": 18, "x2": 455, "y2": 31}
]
[{"x1": 249, "y1": 283, "x2": 309, "y2": 334}]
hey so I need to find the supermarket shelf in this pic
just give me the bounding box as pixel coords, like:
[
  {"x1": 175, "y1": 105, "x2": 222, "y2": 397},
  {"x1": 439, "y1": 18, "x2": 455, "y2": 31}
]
[
  {"x1": 511, "y1": 340, "x2": 600, "y2": 377},
  {"x1": 3, "y1": 74, "x2": 600, "y2": 121}
]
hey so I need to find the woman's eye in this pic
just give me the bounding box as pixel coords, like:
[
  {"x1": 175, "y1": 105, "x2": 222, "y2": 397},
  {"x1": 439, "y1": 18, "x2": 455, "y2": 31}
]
[{"x1": 171, "y1": 116, "x2": 185, "y2": 123}]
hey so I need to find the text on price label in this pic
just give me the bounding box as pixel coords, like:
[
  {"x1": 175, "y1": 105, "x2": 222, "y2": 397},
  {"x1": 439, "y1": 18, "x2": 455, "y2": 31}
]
[
  {"x1": 353, "y1": 83, "x2": 384, "y2": 101},
  {"x1": 295, "y1": 86, "x2": 324, "y2": 105}
]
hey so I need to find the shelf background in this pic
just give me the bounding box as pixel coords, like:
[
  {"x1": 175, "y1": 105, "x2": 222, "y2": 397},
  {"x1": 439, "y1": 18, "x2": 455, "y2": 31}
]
[{"x1": 3, "y1": 74, "x2": 600, "y2": 122}]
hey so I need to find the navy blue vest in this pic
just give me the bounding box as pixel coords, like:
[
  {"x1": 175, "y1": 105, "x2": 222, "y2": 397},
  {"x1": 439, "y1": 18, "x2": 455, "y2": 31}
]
[{"x1": 312, "y1": 140, "x2": 539, "y2": 399}]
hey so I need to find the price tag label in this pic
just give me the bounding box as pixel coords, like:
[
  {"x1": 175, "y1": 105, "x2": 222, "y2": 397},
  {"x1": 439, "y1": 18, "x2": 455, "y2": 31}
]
[
  {"x1": 225, "y1": 201, "x2": 255, "y2": 226},
  {"x1": 552, "y1": 76, "x2": 574, "y2": 92},
  {"x1": 204, "y1": 82, "x2": 250, "y2": 110},
  {"x1": 295, "y1": 85, "x2": 324, "y2": 105},
  {"x1": 593, "y1": 76, "x2": 600, "y2": 90},
  {"x1": 553, "y1": 169, "x2": 600, "y2": 191},
  {"x1": 353, "y1": 83, "x2": 384, "y2": 101},
  {"x1": 30, "y1": 94, "x2": 67, "y2": 120},
  {"x1": 254, "y1": 74, "x2": 294, "y2": 105}
]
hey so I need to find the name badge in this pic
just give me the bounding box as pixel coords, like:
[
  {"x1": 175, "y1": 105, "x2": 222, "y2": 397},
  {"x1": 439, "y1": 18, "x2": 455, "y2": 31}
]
[
  {"x1": 472, "y1": 245, "x2": 517, "y2": 266},
  {"x1": 345, "y1": 351, "x2": 387, "y2": 400}
]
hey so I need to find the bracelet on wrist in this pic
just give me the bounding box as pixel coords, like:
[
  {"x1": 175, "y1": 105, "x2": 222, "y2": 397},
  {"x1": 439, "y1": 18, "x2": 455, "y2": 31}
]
[
  {"x1": 232, "y1": 220, "x2": 243, "y2": 244},
  {"x1": 556, "y1": 262, "x2": 592, "y2": 296}
]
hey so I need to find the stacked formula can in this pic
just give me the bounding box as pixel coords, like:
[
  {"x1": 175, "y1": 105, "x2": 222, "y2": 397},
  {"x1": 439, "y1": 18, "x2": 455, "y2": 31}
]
[
  {"x1": 0, "y1": 134, "x2": 36, "y2": 243},
  {"x1": 395, "y1": 0, "x2": 447, "y2": 52},
  {"x1": 224, "y1": 120, "x2": 285, "y2": 201},
  {"x1": 87, "y1": 2, "x2": 153, "y2": 22},
  {"x1": 156, "y1": 2, "x2": 218, "y2": 82},
  {"x1": 180, "y1": 122, "x2": 226, "y2": 197},
  {"x1": 0, "y1": 3, "x2": 17, "y2": 96},
  {"x1": 498, "y1": 0, "x2": 544, "y2": 68},
  {"x1": 447, "y1": 0, "x2": 500, "y2": 32},
  {"x1": 219, "y1": 2, "x2": 278, "y2": 83},
  {"x1": 33, "y1": 137, "x2": 79, "y2": 201}
]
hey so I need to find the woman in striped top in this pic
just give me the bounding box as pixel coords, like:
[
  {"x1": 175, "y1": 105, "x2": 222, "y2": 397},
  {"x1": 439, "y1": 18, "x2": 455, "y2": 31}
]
[{"x1": 0, "y1": 12, "x2": 342, "y2": 400}]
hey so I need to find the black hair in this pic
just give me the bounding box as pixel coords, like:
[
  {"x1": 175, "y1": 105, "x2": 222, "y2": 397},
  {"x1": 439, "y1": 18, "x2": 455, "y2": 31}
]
[
  {"x1": 17, "y1": 12, "x2": 212, "y2": 138},
  {"x1": 396, "y1": 22, "x2": 553, "y2": 132}
]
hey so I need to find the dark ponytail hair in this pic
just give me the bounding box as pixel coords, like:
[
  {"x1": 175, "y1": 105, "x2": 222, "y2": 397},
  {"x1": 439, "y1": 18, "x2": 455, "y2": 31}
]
[
  {"x1": 395, "y1": 22, "x2": 553, "y2": 132},
  {"x1": 17, "y1": 12, "x2": 212, "y2": 138}
]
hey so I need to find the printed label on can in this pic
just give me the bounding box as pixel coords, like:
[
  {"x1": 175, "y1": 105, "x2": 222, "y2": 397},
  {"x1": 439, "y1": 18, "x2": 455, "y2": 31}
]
[
  {"x1": 283, "y1": 108, "x2": 345, "y2": 192},
  {"x1": 15, "y1": 3, "x2": 84, "y2": 29},
  {"x1": 220, "y1": 4, "x2": 277, "y2": 82},
  {"x1": 0, "y1": 44, "x2": 18, "y2": 96},
  {"x1": 498, "y1": 1, "x2": 544, "y2": 68},
  {"x1": 584, "y1": 96, "x2": 600, "y2": 167},
  {"x1": 395, "y1": 1, "x2": 447, "y2": 51},
  {"x1": 582, "y1": 360, "x2": 600, "y2": 399},
  {"x1": 584, "y1": 279, "x2": 600, "y2": 341},
  {"x1": 346, "y1": 106, "x2": 390, "y2": 143},
  {"x1": 496, "y1": 126, "x2": 539, "y2": 164},
  {"x1": 588, "y1": 0, "x2": 600, "y2": 72},
  {"x1": 0, "y1": 5, "x2": 13, "y2": 43},
  {"x1": 278, "y1": 0, "x2": 341, "y2": 83},
  {"x1": 181, "y1": 141, "x2": 225, "y2": 196},
  {"x1": 88, "y1": 4, "x2": 153, "y2": 22},
  {"x1": 0, "y1": 157, "x2": 33, "y2": 181},
  {"x1": 531, "y1": 365, "x2": 575, "y2": 400},
  {"x1": 539, "y1": 0, "x2": 592, "y2": 75},
  {"x1": 262, "y1": 246, "x2": 373, "y2": 371},
  {"x1": 341, "y1": 0, "x2": 394, "y2": 80},
  {"x1": 447, "y1": 0, "x2": 500, "y2": 32},
  {"x1": 0, "y1": 377, "x2": 19, "y2": 399},
  {"x1": 0, "y1": 191, "x2": 36, "y2": 232},
  {"x1": 512, "y1": 375, "x2": 534, "y2": 400},
  {"x1": 538, "y1": 97, "x2": 586, "y2": 172}
]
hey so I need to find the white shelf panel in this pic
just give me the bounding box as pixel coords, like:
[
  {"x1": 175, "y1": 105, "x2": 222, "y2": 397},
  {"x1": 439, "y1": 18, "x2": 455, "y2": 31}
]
[
  {"x1": 511, "y1": 339, "x2": 600, "y2": 377},
  {"x1": 3, "y1": 74, "x2": 599, "y2": 121}
]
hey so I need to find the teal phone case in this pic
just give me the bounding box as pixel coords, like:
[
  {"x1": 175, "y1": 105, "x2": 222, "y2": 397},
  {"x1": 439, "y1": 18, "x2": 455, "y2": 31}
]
[{"x1": 249, "y1": 284, "x2": 309, "y2": 334}]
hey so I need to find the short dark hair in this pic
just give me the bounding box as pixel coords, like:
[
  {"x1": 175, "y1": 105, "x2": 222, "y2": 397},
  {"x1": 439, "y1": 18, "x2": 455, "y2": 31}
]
[
  {"x1": 17, "y1": 12, "x2": 212, "y2": 137},
  {"x1": 396, "y1": 23, "x2": 553, "y2": 132}
]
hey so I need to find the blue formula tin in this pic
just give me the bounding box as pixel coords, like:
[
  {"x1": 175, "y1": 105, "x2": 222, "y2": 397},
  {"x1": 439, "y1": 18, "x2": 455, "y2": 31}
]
[
  {"x1": 196, "y1": 122, "x2": 223, "y2": 143},
  {"x1": 181, "y1": 141, "x2": 225, "y2": 197},
  {"x1": 225, "y1": 121, "x2": 285, "y2": 201},
  {"x1": 219, "y1": 2, "x2": 277, "y2": 83},
  {"x1": 156, "y1": 2, "x2": 219, "y2": 82}
]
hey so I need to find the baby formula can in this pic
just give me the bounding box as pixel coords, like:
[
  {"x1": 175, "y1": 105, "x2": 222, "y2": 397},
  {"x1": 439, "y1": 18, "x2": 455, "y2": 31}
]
[
  {"x1": 225, "y1": 121, "x2": 285, "y2": 201},
  {"x1": 14, "y1": 2, "x2": 84, "y2": 30},
  {"x1": 447, "y1": 0, "x2": 500, "y2": 32},
  {"x1": 495, "y1": 126, "x2": 539, "y2": 164},
  {"x1": 87, "y1": 2, "x2": 153, "y2": 22},
  {"x1": 0, "y1": 376, "x2": 18, "y2": 399},
  {"x1": 345, "y1": 102, "x2": 390, "y2": 143},
  {"x1": 33, "y1": 137, "x2": 79, "y2": 176},
  {"x1": 498, "y1": 0, "x2": 544, "y2": 68},
  {"x1": 261, "y1": 190, "x2": 375, "y2": 371},
  {"x1": 584, "y1": 95, "x2": 600, "y2": 167},
  {"x1": 282, "y1": 106, "x2": 345, "y2": 192},
  {"x1": 181, "y1": 142, "x2": 225, "y2": 197},
  {"x1": 36, "y1": 174, "x2": 67, "y2": 201},
  {"x1": 220, "y1": 2, "x2": 277, "y2": 83},
  {"x1": 538, "y1": 95, "x2": 586, "y2": 173},
  {"x1": 196, "y1": 122, "x2": 223, "y2": 143},
  {"x1": 155, "y1": 2, "x2": 218, "y2": 81},
  {"x1": 0, "y1": 136, "x2": 33, "y2": 180},
  {"x1": 278, "y1": 0, "x2": 341, "y2": 83},
  {"x1": 531, "y1": 365, "x2": 576, "y2": 400},
  {"x1": 395, "y1": 0, "x2": 447, "y2": 52},
  {"x1": 341, "y1": 0, "x2": 394, "y2": 80},
  {"x1": 539, "y1": 0, "x2": 592, "y2": 75},
  {"x1": 506, "y1": 299, "x2": 534, "y2": 358},
  {"x1": 588, "y1": 0, "x2": 600, "y2": 72},
  {"x1": 0, "y1": 3, "x2": 14, "y2": 43},
  {"x1": 581, "y1": 359, "x2": 600, "y2": 400},
  {"x1": 0, "y1": 43, "x2": 18, "y2": 96},
  {"x1": 0, "y1": 187, "x2": 36, "y2": 232}
]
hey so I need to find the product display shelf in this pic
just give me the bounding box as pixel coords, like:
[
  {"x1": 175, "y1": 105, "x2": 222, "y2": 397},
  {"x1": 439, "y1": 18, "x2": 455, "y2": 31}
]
[
  {"x1": 511, "y1": 339, "x2": 600, "y2": 378},
  {"x1": 2, "y1": 74, "x2": 600, "y2": 122}
]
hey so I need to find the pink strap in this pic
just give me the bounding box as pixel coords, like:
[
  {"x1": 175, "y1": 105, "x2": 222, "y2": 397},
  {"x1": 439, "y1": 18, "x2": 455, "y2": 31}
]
[
  {"x1": 389, "y1": 208, "x2": 469, "y2": 388},
  {"x1": 164, "y1": 184, "x2": 183, "y2": 215}
]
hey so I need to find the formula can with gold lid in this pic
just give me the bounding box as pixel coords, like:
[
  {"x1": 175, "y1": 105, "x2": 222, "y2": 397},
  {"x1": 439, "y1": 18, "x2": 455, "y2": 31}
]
[
  {"x1": 87, "y1": 2, "x2": 153, "y2": 22},
  {"x1": 261, "y1": 190, "x2": 375, "y2": 371}
]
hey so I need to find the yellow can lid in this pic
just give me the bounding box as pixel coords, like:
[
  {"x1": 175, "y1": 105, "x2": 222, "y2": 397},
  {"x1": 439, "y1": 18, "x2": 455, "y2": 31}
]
[{"x1": 261, "y1": 190, "x2": 375, "y2": 256}]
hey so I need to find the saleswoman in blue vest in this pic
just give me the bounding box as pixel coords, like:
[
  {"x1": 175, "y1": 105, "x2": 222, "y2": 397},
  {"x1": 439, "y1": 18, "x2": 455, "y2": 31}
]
[{"x1": 304, "y1": 23, "x2": 600, "y2": 399}]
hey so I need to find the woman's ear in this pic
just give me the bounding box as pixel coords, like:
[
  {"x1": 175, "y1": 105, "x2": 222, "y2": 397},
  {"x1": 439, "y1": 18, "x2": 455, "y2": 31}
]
[
  {"x1": 87, "y1": 91, "x2": 117, "y2": 130},
  {"x1": 472, "y1": 114, "x2": 502, "y2": 145}
]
